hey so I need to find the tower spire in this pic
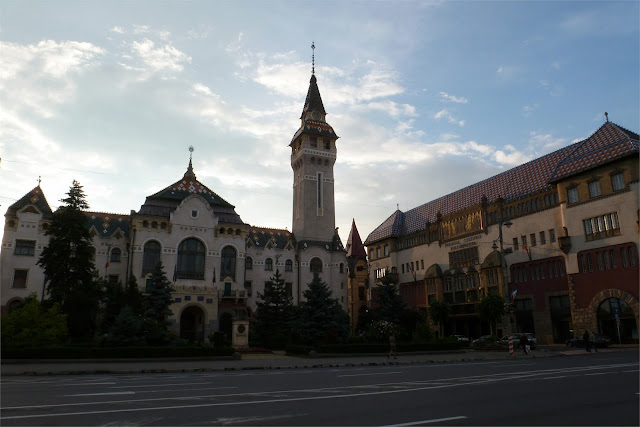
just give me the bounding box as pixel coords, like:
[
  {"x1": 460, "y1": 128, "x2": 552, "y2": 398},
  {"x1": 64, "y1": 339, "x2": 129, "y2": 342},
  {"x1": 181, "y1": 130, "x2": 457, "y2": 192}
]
[
  {"x1": 311, "y1": 41, "x2": 315, "y2": 75},
  {"x1": 184, "y1": 145, "x2": 196, "y2": 180}
]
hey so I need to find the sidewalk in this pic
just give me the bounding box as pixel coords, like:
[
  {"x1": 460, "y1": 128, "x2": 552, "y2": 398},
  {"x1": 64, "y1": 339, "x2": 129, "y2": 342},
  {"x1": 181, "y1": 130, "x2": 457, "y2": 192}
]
[{"x1": 5, "y1": 346, "x2": 630, "y2": 376}]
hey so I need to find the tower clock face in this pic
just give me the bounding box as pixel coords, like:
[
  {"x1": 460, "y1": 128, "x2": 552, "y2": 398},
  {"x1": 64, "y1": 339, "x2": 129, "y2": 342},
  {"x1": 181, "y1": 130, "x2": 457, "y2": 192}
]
[{"x1": 312, "y1": 111, "x2": 322, "y2": 120}]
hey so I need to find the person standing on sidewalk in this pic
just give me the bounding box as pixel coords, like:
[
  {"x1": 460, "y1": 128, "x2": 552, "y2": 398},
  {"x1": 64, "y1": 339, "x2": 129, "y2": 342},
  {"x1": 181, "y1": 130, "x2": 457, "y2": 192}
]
[
  {"x1": 520, "y1": 333, "x2": 529, "y2": 355},
  {"x1": 388, "y1": 334, "x2": 397, "y2": 359},
  {"x1": 583, "y1": 330, "x2": 591, "y2": 352},
  {"x1": 589, "y1": 331, "x2": 598, "y2": 352}
]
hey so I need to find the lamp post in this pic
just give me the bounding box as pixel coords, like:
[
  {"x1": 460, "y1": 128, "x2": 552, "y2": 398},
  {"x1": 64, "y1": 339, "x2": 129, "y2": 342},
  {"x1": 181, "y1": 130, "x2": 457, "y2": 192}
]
[{"x1": 492, "y1": 215, "x2": 512, "y2": 335}]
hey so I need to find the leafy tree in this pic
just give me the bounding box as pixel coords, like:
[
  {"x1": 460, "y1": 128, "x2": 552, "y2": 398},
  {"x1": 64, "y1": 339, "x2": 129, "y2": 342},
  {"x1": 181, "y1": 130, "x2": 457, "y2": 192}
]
[
  {"x1": 1, "y1": 294, "x2": 68, "y2": 348},
  {"x1": 123, "y1": 274, "x2": 144, "y2": 316},
  {"x1": 428, "y1": 300, "x2": 451, "y2": 338},
  {"x1": 298, "y1": 272, "x2": 350, "y2": 345},
  {"x1": 37, "y1": 180, "x2": 102, "y2": 340},
  {"x1": 100, "y1": 278, "x2": 123, "y2": 335},
  {"x1": 477, "y1": 294, "x2": 505, "y2": 336},
  {"x1": 372, "y1": 273, "x2": 406, "y2": 326},
  {"x1": 143, "y1": 261, "x2": 174, "y2": 345},
  {"x1": 398, "y1": 308, "x2": 426, "y2": 341},
  {"x1": 250, "y1": 269, "x2": 295, "y2": 349}
]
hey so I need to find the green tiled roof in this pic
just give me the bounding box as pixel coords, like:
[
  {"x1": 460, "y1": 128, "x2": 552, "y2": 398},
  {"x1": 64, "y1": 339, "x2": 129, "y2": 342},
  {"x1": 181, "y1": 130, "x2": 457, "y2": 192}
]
[
  {"x1": 6, "y1": 186, "x2": 53, "y2": 219},
  {"x1": 84, "y1": 211, "x2": 130, "y2": 238}
]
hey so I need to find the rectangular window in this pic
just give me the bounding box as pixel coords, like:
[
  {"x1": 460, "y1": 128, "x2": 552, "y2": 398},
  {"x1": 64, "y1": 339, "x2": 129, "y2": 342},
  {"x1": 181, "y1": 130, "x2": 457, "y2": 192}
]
[
  {"x1": 539, "y1": 231, "x2": 546, "y2": 245},
  {"x1": 587, "y1": 254, "x2": 593, "y2": 272},
  {"x1": 611, "y1": 251, "x2": 617, "y2": 269},
  {"x1": 581, "y1": 254, "x2": 588, "y2": 273},
  {"x1": 596, "y1": 252, "x2": 604, "y2": 271},
  {"x1": 567, "y1": 187, "x2": 579, "y2": 204},
  {"x1": 421, "y1": 260, "x2": 424, "y2": 269},
  {"x1": 310, "y1": 136, "x2": 317, "y2": 148},
  {"x1": 583, "y1": 212, "x2": 620, "y2": 241},
  {"x1": 244, "y1": 281, "x2": 252, "y2": 296},
  {"x1": 588, "y1": 181, "x2": 601, "y2": 198},
  {"x1": 108, "y1": 274, "x2": 119, "y2": 284},
  {"x1": 401, "y1": 264, "x2": 405, "y2": 274},
  {"x1": 376, "y1": 247, "x2": 381, "y2": 258},
  {"x1": 444, "y1": 279, "x2": 452, "y2": 292},
  {"x1": 629, "y1": 246, "x2": 636, "y2": 266},
  {"x1": 611, "y1": 172, "x2": 625, "y2": 191},
  {"x1": 286, "y1": 282, "x2": 293, "y2": 297},
  {"x1": 317, "y1": 172, "x2": 323, "y2": 214},
  {"x1": 12, "y1": 269, "x2": 28, "y2": 288},
  {"x1": 410, "y1": 261, "x2": 414, "y2": 271},
  {"x1": 145, "y1": 278, "x2": 153, "y2": 293},
  {"x1": 604, "y1": 251, "x2": 611, "y2": 270},
  {"x1": 621, "y1": 248, "x2": 629, "y2": 267},
  {"x1": 384, "y1": 245, "x2": 389, "y2": 256},
  {"x1": 14, "y1": 240, "x2": 36, "y2": 256},
  {"x1": 521, "y1": 235, "x2": 527, "y2": 247},
  {"x1": 549, "y1": 229, "x2": 556, "y2": 243},
  {"x1": 530, "y1": 233, "x2": 537, "y2": 247},
  {"x1": 369, "y1": 250, "x2": 374, "y2": 260},
  {"x1": 513, "y1": 237, "x2": 519, "y2": 251}
]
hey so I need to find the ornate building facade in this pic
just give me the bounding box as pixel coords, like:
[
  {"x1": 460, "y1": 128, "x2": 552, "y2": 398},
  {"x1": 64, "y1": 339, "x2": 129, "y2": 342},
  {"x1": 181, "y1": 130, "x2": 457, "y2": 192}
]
[
  {"x1": 1, "y1": 69, "x2": 348, "y2": 343},
  {"x1": 365, "y1": 119, "x2": 639, "y2": 344}
]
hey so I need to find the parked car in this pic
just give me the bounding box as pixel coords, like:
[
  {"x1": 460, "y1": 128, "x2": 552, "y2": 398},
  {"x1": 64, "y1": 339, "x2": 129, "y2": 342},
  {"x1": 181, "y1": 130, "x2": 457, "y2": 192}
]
[
  {"x1": 451, "y1": 335, "x2": 470, "y2": 342},
  {"x1": 566, "y1": 334, "x2": 612, "y2": 348},
  {"x1": 472, "y1": 335, "x2": 495, "y2": 346}
]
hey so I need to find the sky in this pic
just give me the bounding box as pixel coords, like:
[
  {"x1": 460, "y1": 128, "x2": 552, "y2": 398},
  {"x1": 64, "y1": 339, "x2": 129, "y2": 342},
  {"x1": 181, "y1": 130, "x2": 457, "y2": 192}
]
[{"x1": 1, "y1": 0, "x2": 638, "y2": 247}]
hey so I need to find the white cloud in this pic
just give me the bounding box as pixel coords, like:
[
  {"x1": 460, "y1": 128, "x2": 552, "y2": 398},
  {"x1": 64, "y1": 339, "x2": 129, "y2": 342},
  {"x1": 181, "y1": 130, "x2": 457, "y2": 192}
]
[
  {"x1": 434, "y1": 109, "x2": 465, "y2": 127},
  {"x1": 130, "y1": 39, "x2": 191, "y2": 72},
  {"x1": 522, "y1": 104, "x2": 538, "y2": 117},
  {"x1": 440, "y1": 91, "x2": 468, "y2": 104},
  {"x1": 528, "y1": 131, "x2": 568, "y2": 152},
  {"x1": 494, "y1": 147, "x2": 532, "y2": 166}
]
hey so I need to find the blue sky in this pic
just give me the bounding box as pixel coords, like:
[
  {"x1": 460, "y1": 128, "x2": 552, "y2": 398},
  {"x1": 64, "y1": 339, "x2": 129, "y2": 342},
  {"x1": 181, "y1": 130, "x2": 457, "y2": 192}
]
[{"x1": 1, "y1": 0, "x2": 638, "y2": 245}]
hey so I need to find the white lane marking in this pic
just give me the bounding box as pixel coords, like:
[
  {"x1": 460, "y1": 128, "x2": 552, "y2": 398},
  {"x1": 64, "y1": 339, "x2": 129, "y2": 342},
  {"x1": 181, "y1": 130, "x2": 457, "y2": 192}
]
[
  {"x1": 622, "y1": 369, "x2": 639, "y2": 373},
  {"x1": 584, "y1": 372, "x2": 608, "y2": 376},
  {"x1": 542, "y1": 376, "x2": 567, "y2": 380},
  {"x1": 4, "y1": 362, "x2": 636, "y2": 412},
  {"x1": 65, "y1": 392, "x2": 135, "y2": 397},
  {"x1": 53, "y1": 382, "x2": 116, "y2": 387},
  {"x1": 383, "y1": 416, "x2": 467, "y2": 426},
  {"x1": 109, "y1": 381, "x2": 226, "y2": 389},
  {"x1": 339, "y1": 372, "x2": 402, "y2": 377}
]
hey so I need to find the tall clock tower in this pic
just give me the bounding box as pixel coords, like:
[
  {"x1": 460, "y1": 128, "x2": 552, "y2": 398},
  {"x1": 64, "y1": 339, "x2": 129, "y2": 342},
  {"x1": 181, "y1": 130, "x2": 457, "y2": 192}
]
[{"x1": 289, "y1": 58, "x2": 339, "y2": 242}]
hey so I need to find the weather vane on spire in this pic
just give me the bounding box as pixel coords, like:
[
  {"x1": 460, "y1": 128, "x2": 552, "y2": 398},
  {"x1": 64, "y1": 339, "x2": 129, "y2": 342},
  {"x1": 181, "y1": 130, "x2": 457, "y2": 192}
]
[
  {"x1": 311, "y1": 41, "x2": 315, "y2": 75},
  {"x1": 189, "y1": 145, "x2": 194, "y2": 160}
]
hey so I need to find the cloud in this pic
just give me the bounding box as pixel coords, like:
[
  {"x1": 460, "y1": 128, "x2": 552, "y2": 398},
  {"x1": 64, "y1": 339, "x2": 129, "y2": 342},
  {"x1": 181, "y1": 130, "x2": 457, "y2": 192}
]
[
  {"x1": 434, "y1": 109, "x2": 465, "y2": 127},
  {"x1": 439, "y1": 91, "x2": 468, "y2": 104},
  {"x1": 494, "y1": 146, "x2": 532, "y2": 166},
  {"x1": 528, "y1": 131, "x2": 568, "y2": 152},
  {"x1": 130, "y1": 39, "x2": 191, "y2": 72},
  {"x1": 522, "y1": 104, "x2": 538, "y2": 117}
]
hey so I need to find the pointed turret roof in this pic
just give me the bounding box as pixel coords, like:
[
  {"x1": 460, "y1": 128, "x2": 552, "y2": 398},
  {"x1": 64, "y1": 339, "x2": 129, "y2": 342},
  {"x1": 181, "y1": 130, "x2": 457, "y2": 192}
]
[
  {"x1": 137, "y1": 160, "x2": 245, "y2": 224},
  {"x1": 346, "y1": 219, "x2": 367, "y2": 258},
  {"x1": 6, "y1": 185, "x2": 53, "y2": 219},
  {"x1": 300, "y1": 74, "x2": 326, "y2": 117}
]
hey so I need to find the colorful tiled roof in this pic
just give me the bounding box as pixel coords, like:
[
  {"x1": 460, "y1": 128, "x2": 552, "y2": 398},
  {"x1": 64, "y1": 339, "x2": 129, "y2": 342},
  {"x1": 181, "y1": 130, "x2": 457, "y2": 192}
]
[
  {"x1": 346, "y1": 219, "x2": 367, "y2": 258},
  {"x1": 365, "y1": 121, "x2": 638, "y2": 245},
  {"x1": 290, "y1": 74, "x2": 338, "y2": 145},
  {"x1": 301, "y1": 75, "x2": 326, "y2": 116},
  {"x1": 247, "y1": 227, "x2": 292, "y2": 249},
  {"x1": 6, "y1": 186, "x2": 53, "y2": 219},
  {"x1": 549, "y1": 121, "x2": 639, "y2": 182},
  {"x1": 84, "y1": 211, "x2": 130, "y2": 238},
  {"x1": 137, "y1": 161, "x2": 245, "y2": 225}
]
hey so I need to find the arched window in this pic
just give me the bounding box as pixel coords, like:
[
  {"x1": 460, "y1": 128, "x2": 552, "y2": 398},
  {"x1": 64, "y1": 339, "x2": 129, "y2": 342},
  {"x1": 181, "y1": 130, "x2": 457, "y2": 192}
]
[
  {"x1": 110, "y1": 247, "x2": 121, "y2": 263},
  {"x1": 220, "y1": 246, "x2": 237, "y2": 281},
  {"x1": 142, "y1": 241, "x2": 161, "y2": 275},
  {"x1": 310, "y1": 257, "x2": 323, "y2": 273},
  {"x1": 151, "y1": 221, "x2": 158, "y2": 228},
  {"x1": 177, "y1": 238, "x2": 205, "y2": 280},
  {"x1": 339, "y1": 263, "x2": 344, "y2": 273},
  {"x1": 142, "y1": 220, "x2": 149, "y2": 228},
  {"x1": 245, "y1": 256, "x2": 253, "y2": 270},
  {"x1": 265, "y1": 258, "x2": 273, "y2": 271},
  {"x1": 285, "y1": 259, "x2": 293, "y2": 272}
]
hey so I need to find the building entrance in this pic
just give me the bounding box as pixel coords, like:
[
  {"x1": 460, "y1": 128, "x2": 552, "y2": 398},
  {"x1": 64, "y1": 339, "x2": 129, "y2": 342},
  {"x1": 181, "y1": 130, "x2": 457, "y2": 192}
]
[
  {"x1": 180, "y1": 306, "x2": 205, "y2": 343},
  {"x1": 597, "y1": 297, "x2": 638, "y2": 344}
]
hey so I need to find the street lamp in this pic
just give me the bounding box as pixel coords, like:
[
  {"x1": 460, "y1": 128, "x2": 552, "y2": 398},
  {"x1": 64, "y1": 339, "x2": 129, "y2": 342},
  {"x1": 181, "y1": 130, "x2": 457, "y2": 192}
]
[{"x1": 493, "y1": 215, "x2": 512, "y2": 335}]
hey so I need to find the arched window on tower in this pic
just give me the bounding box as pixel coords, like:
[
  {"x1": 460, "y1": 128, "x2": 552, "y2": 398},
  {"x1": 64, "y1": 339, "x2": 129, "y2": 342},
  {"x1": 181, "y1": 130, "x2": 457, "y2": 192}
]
[
  {"x1": 110, "y1": 247, "x2": 121, "y2": 263},
  {"x1": 177, "y1": 238, "x2": 205, "y2": 280},
  {"x1": 285, "y1": 259, "x2": 293, "y2": 272},
  {"x1": 220, "y1": 246, "x2": 237, "y2": 281},
  {"x1": 245, "y1": 256, "x2": 253, "y2": 270},
  {"x1": 142, "y1": 241, "x2": 161, "y2": 276},
  {"x1": 310, "y1": 257, "x2": 323, "y2": 273}
]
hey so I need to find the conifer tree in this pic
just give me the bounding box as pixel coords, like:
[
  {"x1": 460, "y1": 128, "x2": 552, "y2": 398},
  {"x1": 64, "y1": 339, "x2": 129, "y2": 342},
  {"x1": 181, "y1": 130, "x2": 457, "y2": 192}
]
[
  {"x1": 37, "y1": 180, "x2": 102, "y2": 340},
  {"x1": 373, "y1": 272, "x2": 406, "y2": 326},
  {"x1": 299, "y1": 272, "x2": 350, "y2": 345},
  {"x1": 251, "y1": 269, "x2": 295, "y2": 349},
  {"x1": 143, "y1": 261, "x2": 174, "y2": 344}
]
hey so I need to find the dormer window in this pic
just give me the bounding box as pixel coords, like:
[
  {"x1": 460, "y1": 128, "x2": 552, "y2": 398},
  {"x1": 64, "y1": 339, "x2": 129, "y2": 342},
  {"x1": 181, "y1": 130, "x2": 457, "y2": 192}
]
[
  {"x1": 191, "y1": 210, "x2": 198, "y2": 218},
  {"x1": 588, "y1": 180, "x2": 601, "y2": 198}
]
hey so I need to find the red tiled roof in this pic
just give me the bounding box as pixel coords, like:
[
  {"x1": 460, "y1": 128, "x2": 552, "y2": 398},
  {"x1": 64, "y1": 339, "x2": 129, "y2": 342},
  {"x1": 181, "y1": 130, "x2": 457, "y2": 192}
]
[
  {"x1": 365, "y1": 121, "x2": 638, "y2": 245},
  {"x1": 346, "y1": 219, "x2": 366, "y2": 258}
]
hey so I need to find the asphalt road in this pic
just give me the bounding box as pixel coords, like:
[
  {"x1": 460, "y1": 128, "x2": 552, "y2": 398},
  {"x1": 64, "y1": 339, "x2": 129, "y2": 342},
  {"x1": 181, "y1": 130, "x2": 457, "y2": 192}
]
[{"x1": 1, "y1": 351, "x2": 638, "y2": 426}]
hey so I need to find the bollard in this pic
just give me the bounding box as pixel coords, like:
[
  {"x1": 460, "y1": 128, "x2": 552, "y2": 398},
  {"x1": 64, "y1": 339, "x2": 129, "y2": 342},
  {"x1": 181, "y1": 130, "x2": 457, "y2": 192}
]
[{"x1": 508, "y1": 336, "x2": 514, "y2": 356}]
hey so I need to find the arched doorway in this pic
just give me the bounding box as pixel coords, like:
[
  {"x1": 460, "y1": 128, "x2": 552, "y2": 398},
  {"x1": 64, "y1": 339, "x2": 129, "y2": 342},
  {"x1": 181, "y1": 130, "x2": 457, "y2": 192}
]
[
  {"x1": 219, "y1": 312, "x2": 233, "y2": 344},
  {"x1": 180, "y1": 306, "x2": 205, "y2": 343},
  {"x1": 597, "y1": 298, "x2": 638, "y2": 343}
]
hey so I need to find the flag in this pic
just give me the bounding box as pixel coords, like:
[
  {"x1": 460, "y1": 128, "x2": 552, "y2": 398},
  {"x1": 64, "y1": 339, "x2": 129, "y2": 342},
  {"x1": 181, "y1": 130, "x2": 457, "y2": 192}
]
[
  {"x1": 212, "y1": 268, "x2": 216, "y2": 284},
  {"x1": 105, "y1": 260, "x2": 109, "y2": 269},
  {"x1": 524, "y1": 245, "x2": 532, "y2": 261},
  {"x1": 511, "y1": 289, "x2": 518, "y2": 302},
  {"x1": 173, "y1": 264, "x2": 177, "y2": 283}
]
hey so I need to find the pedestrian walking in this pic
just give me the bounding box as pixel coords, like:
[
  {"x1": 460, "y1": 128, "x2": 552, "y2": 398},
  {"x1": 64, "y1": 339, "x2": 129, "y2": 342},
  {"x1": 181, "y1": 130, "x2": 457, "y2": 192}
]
[
  {"x1": 388, "y1": 334, "x2": 397, "y2": 359},
  {"x1": 583, "y1": 330, "x2": 591, "y2": 352},
  {"x1": 520, "y1": 333, "x2": 529, "y2": 355},
  {"x1": 589, "y1": 331, "x2": 598, "y2": 352}
]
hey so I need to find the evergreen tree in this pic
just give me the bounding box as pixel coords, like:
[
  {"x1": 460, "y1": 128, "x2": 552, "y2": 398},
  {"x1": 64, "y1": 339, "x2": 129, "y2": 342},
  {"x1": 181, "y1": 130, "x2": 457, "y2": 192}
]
[
  {"x1": 251, "y1": 269, "x2": 295, "y2": 349},
  {"x1": 477, "y1": 294, "x2": 505, "y2": 336},
  {"x1": 123, "y1": 274, "x2": 144, "y2": 316},
  {"x1": 100, "y1": 277, "x2": 124, "y2": 335},
  {"x1": 143, "y1": 261, "x2": 174, "y2": 345},
  {"x1": 298, "y1": 272, "x2": 350, "y2": 345},
  {"x1": 37, "y1": 180, "x2": 102, "y2": 340},
  {"x1": 372, "y1": 273, "x2": 406, "y2": 326},
  {"x1": 106, "y1": 306, "x2": 145, "y2": 346}
]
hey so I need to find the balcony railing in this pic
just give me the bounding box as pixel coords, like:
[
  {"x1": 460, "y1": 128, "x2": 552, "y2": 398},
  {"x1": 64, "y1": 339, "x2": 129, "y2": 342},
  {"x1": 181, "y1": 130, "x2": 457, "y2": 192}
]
[{"x1": 218, "y1": 289, "x2": 247, "y2": 300}]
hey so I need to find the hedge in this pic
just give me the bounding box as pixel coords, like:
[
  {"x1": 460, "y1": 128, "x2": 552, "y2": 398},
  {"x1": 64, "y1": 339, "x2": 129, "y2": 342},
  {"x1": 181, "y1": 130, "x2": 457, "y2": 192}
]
[
  {"x1": 290, "y1": 341, "x2": 466, "y2": 355},
  {"x1": 2, "y1": 345, "x2": 235, "y2": 359}
]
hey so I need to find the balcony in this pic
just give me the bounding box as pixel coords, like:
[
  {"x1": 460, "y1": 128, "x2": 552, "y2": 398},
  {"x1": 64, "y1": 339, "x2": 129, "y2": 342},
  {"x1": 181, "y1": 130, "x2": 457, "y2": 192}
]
[{"x1": 218, "y1": 289, "x2": 247, "y2": 301}]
